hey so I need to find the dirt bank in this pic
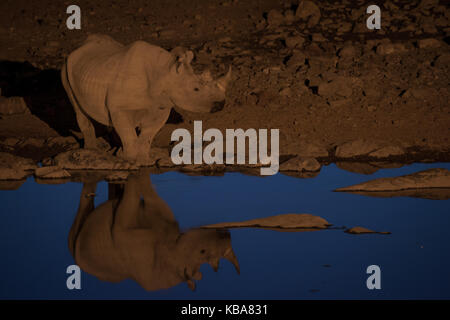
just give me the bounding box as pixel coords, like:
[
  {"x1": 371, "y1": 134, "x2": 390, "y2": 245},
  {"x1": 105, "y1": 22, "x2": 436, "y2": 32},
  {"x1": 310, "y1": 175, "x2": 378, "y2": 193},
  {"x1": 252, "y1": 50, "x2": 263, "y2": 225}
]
[{"x1": 0, "y1": 0, "x2": 449, "y2": 177}]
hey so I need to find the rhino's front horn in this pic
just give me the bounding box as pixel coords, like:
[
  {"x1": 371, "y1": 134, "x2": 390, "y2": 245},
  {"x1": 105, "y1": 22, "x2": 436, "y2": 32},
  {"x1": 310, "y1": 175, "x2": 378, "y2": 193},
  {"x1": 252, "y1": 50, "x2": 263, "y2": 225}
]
[
  {"x1": 223, "y1": 247, "x2": 240, "y2": 275},
  {"x1": 210, "y1": 258, "x2": 220, "y2": 272},
  {"x1": 217, "y1": 66, "x2": 232, "y2": 92},
  {"x1": 187, "y1": 279, "x2": 196, "y2": 291}
]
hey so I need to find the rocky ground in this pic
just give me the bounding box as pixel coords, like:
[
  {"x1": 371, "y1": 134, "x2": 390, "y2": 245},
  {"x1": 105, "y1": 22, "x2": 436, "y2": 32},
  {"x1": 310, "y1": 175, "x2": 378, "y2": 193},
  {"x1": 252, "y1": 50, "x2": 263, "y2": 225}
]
[{"x1": 0, "y1": 0, "x2": 449, "y2": 183}]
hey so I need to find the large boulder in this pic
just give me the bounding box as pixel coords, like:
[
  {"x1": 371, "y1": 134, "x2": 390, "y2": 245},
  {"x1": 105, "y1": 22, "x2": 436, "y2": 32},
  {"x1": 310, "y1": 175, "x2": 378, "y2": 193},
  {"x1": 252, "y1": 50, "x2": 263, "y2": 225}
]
[
  {"x1": 335, "y1": 168, "x2": 450, "y2": 192},
  {"x1": 201, "y1": 213, "x2": 330, "y2": 230}
]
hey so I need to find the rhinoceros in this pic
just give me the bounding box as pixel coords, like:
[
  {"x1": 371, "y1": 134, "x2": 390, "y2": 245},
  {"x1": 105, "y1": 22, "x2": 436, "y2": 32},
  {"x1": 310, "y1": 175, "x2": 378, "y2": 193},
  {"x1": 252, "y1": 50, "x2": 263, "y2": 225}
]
[
  {"x1": 68, "y1": 173, "x2": 239, "y2": 291},
  {"x1": 61, "y1": 34, "x2": 231, "y2": 163}
]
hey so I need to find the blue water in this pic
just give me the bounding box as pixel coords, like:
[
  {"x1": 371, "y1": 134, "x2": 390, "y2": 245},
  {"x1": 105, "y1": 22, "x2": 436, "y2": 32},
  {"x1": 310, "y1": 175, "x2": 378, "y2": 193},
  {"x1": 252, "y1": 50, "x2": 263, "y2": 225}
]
[{"x1": 0, "y1": 163, "x2": 449, "y2": 299}]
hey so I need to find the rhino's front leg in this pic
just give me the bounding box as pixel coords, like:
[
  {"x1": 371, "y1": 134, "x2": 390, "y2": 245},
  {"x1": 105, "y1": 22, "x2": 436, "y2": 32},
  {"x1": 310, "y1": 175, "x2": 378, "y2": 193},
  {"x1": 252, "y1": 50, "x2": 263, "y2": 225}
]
[
  {"x1": 136, "y1": 107, "x2": 171, "y2": 163},
  {"x1": 68, "y1": 182, "x2": 97, "y2": 256},
  {"x1": 110, "y1": 110, "x2": 139, "y2": 161}
]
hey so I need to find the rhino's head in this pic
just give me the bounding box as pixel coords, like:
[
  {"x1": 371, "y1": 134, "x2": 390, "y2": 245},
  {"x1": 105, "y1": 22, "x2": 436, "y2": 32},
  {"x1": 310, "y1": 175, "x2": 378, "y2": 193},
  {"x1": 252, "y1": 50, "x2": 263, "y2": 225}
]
[
  {"x1": 166, "y1": 47, "x2": 232, "y2": 113},
  {"x1": 174, "y1": 228, "x2": 240, "y2": 291}
]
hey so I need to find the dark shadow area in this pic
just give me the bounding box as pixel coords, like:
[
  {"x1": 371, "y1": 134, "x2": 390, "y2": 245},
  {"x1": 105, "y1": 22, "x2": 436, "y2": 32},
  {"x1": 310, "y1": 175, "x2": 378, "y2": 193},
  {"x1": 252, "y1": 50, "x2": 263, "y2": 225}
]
[
  {"x1": 0, "y1": 60, "x2": 184, "y2": 147},
  {"x1": 0, "y1": 60, "x2": 79, "y2": 137}
]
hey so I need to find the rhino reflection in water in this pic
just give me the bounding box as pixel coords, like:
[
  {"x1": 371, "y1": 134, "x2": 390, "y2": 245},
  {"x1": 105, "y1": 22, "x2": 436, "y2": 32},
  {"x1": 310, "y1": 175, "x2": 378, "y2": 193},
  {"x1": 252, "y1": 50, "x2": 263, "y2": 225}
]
[{"x1": 68, "y1": 173, "x2": 239, "y2": 291}]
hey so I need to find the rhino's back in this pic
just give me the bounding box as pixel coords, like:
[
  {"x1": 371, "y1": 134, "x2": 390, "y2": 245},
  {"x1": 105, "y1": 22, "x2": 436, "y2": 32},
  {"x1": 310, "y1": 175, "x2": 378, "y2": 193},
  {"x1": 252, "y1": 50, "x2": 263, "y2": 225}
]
[{"x1": 66, "y1": 35, "x2": 174, "y2": 125}]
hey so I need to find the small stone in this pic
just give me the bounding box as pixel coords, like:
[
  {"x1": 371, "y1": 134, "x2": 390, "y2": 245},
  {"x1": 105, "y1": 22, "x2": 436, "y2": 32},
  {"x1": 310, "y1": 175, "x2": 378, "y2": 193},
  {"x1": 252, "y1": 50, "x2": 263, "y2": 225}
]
[
  {"x1": 376, "y1": 42, "x2": 407, "y2": 55},
  {"x1": 284, "y1": 9, "x2": 295, "y2": 23},
  {"x1": 295, "y1": 0, "x2": 321, "y2": 27},
  {"x1": 335, "y1": 140, "x2": 382, "y2": 158},
  {"x1": 267, "y1": 9, "x2": 284, "y2": 27},
  {"x1": 369, "y1": 146, "x2": 405, "y2": 158},
  {"x1": 54, "y1": 149, "x2": 138, "y2": 170},
  {"x1": 312, "y1": 33, "x2": 326, "y2": 42},
  {"x1": 318, "y1": 77, "x2": 353, "y2": 98},
  {"x1": 280, "y1": 157, "x2": 321, "y2": 172},
  {"x1": 285, "y1": 35, "x2": 305, "y2": 48},
  {"x1": 105, "y1": 171, "x2": 129, "y2": 181},
  {"x1": 346, "y1": 227, "x2": 390, "y2": 235},
  {"x1": 35, "y1": 166, "x2": 71, "y2": 179},
  {"x1": 339, "y1": 45, "x2": 356, "y2": 59},
  {"x1": 279, "y1": 87, "x2": 292, "y2": 97},
  {"x1": 418, "y1": 38, "x2": 441, "y2": 49}
]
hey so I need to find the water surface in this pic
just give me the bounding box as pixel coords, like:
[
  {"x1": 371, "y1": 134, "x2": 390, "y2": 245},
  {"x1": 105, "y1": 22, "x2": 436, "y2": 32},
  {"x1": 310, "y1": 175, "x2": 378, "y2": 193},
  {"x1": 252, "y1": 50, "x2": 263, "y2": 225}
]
[{"x1": 1, "y1": 163, "x2": 449, "y2": 299}]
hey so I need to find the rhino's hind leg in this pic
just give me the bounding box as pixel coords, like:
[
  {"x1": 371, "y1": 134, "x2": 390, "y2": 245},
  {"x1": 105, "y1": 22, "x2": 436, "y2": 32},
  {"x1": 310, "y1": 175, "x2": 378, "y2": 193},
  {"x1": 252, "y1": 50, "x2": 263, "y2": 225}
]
[
  {"x1": 73, "y1": 103, "x2": 97, "y2": 149},
  {"x1": 61, "y1": 64, "x2": 97, "y2": 149}
]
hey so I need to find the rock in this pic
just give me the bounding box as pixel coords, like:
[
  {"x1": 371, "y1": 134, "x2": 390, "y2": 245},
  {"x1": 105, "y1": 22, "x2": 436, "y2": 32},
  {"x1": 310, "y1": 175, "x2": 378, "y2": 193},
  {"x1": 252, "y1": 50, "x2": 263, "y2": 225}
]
[
  {"x1": 312, "y1": 33, "x2": 326, "y2": 42},
  {"x1": 0, "y1": 137, "x2": 20, "y2": 147},
  {"x1": 329, "y1": 98, "x2": 351, "y2": 108},
  {"x1": 283, "y1": 9, "x2": 295, "y2": 23},
  {"x1": 19, "y1": 137, "x2": 46, "y2": 149},
  {"x1": 280, "y1": 157, "x2": 321, "y2": 172},
  {"x1": 54, "y1": 149, "x2": 138, "y2": 170},
  {"x1": 46, "y1": 136, "x2": 79, "y2": 149},
  {"x1": 335, "y1": 139, "x2": 382, "y2": 158},
  {"x1": 435, "y1": 53, "x2": 450, "y2": 68},
  {"x1": 337, "y1": 22, "x2": 353, "y2": 34},
  {"x1": 336, "y1": 162, "x2": 379, "y2": 175},
  {"x1": 345, "y1": 189, "x2": 450, "y2": 200},
  {"x1": 285, "y1": 35, "x2": 305, "y2": 48},
  {"x1": 0, "y1": 96, "x2": 30, "y2": 115},
  {"x1": 285, "y1": 51, "x2": 306, "y2": 68},
  {"x1": 297, "y1": 143, "x2": 329, "y2": 158},
  {"x1": 418, "y1": 38, "x2": 441, "y2": 49},
  {"x1": 345, "y1": 227, "x2": 391, "y2": 235},
  {"x1": 146, "y1": 147, "x2": 169, "y2": 166},
  {"x1": 339, "y1": 45, "x2": 357, "y2": 59},
  {"x1": 335, "y1": 168, "x2": 450, "y2": 192},
  {"x1": 376, "y1": 42, "x2": 407, "y2": 55},
  {"x1": 295, "y1": 0, "x2": 321, "y2": 27},
  {"x1": 368, "y1": 146, "x2": 405, "y2": 158},
  {"x1": 0, "y1": 180, "x2": 26, "y2": 190},
  {"x1": 105, "y1": 171, "x2": 130, "y2": 182},
  {"x1": 35, "y1": 166, "x2": 71, "y2": 179},
  {"x1": 318, "y1": 77, "x2": 353, "y2": 98},
  {"x1": 0, "y1": 152, "x2": 36, "y2": 180},
  {"x1": 201, "y1": 213, "x2": 330, "y2": 230},
  {"x1": 279, "y1": 87, "x2": 292, "y2": 97},
  {"x1": 267, "y1": 9, "x2": 285, "y2": 27}
]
